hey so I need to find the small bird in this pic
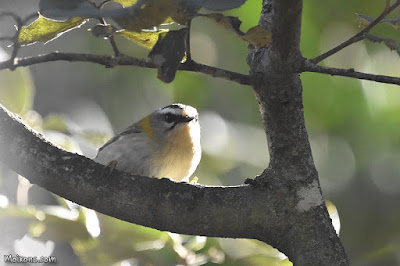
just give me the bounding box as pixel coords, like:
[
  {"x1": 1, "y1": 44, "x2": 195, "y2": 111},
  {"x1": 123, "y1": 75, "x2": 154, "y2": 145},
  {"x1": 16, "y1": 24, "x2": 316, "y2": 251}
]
[{"x1": 94, "y1": 104, "x2": 201, "y2": 182}]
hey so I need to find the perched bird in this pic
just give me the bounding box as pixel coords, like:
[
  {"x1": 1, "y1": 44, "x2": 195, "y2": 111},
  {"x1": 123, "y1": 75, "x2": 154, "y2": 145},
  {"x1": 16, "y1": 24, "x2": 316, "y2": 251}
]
[{"x1": 94, "y1": 104, "x2": 201, "y2": 182}]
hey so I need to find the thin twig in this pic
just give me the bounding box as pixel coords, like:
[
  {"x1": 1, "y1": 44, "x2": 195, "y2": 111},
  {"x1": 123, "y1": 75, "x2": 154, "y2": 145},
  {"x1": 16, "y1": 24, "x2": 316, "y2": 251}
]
[
  {"x1": 311, "y1": 0, "x2": 400, "y2": 64},
  {"x1": 303, "y1": 59, "x2": 400, "y2": 86},
  {"x1": 0, "y1": 12, "x2": 38, "y2": 69},
  {"x1": 98, "y1": 17, "x2": 121, "y2": 56},
  {"x1": 97, "y1": 0, "x2": 121, "y2": 56},
  {"x1": 0, "y1": 52, "x2": 251, "y2": 85},
  {"x1": 108, "y1": 36, "x2": 121, "y2": 56},
  {"x1": 185, "y1": 20, "x2": 192, "y2": 62}
]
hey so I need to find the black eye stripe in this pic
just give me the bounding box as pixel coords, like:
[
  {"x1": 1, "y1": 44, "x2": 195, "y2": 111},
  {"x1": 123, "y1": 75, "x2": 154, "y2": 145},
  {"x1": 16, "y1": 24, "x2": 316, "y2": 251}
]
[
  {"x1": 164, "y1": 113, "x2": 189, "y2": 123},
  {"x1": 164, "y1": 113, "x2": 180, "y2": 123}
]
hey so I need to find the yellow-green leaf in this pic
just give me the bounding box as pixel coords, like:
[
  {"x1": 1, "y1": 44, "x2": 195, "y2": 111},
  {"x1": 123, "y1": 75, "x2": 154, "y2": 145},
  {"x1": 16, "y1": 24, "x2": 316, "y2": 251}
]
[
  {"x1": 18, "y1": 15, "x2": 87, "y2": 45},
  {"x1": 241, "y1": 25, "x2": 272, "y2": 47},
  {"x1": 117, "y1": 29, "x2": 168, "y2": 49},
  {"x1": 110, "y1": 0, "x2": 138, "y2": 8}
]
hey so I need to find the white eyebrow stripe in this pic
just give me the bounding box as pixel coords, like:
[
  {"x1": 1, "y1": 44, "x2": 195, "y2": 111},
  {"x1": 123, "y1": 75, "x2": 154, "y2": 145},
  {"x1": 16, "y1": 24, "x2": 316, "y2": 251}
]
[{"x1": 158, "y1": 107, "x2": 184, "y2": 116}]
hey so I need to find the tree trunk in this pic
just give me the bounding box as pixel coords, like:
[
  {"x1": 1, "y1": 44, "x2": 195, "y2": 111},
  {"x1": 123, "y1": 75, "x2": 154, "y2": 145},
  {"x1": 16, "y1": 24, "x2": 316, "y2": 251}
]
[{"x1": 247, "y1": 0, "x2": 349, "y2": 264}]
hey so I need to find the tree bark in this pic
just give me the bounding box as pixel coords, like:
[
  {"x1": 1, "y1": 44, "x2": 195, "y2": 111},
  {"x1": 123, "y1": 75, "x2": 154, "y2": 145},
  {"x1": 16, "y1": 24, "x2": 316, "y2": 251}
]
[{"x1": 246, "y1": 0, "x2": 348, "y2": 264}]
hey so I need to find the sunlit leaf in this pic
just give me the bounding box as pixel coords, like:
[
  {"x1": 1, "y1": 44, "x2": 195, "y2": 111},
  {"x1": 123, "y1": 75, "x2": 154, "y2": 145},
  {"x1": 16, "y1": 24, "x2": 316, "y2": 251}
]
[
  {"x1": 18, "y1": 15, "x2": 87, "y2": 45},
  {"x1": 117, "y1": 29, "x2": 168, "y2": 49}
]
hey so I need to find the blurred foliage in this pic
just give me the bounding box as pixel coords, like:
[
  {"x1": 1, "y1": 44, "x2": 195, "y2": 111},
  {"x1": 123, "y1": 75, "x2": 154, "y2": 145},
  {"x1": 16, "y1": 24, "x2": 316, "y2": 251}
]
[
  {"x1": 1, "y1": 0, "x2": 400, "y2": 265},
  {"x1": 0, "y1": 67, "x2": 34, "y2": 115}
]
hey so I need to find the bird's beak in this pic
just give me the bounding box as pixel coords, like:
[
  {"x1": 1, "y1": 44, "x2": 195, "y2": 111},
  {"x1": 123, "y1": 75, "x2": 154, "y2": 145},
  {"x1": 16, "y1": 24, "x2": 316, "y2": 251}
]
[{"x1": 184, "y1": 116, "x2": 195, "y2": 123}]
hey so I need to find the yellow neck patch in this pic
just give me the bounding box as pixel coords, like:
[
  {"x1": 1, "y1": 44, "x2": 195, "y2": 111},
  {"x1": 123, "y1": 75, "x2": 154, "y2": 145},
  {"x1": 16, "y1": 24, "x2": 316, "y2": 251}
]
[{"x1": 139, "y1": 115, "x2": 155, "y2": 140}]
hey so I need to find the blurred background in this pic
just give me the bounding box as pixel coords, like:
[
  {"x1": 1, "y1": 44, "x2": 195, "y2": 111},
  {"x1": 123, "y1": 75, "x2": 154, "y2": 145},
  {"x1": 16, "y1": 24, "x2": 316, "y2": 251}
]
[{"x1": 1, "y1": 0, "x2": 400, "y2": 265}]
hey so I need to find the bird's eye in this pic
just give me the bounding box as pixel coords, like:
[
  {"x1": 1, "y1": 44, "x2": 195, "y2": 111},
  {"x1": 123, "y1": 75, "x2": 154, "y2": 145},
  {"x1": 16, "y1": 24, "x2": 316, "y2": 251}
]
[{"x1": 164, "y1": 114, "x2": 175, "y2": 123}]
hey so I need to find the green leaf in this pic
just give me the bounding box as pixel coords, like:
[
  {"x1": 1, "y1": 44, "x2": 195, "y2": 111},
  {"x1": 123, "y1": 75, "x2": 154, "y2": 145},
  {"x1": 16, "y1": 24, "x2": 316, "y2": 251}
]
[
  {"x1": 117, "y1": 29, "x2": 168, "y2": 49},
  {"x1": 0, "y1": 65, "x2": 34, "y2": 115},
  {"x1": 18, "y1": 15, "x2": 87, "y2": 45}
]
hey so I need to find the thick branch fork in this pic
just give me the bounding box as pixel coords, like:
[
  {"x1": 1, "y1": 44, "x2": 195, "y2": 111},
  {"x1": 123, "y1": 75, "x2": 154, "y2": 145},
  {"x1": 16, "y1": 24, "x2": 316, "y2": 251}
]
[
  {"x1": 0, "y1": 102, "x2": 343, "y2": 265},
  {"x1": 0, "y1": 52, "x2": 251, "y2": 85}
]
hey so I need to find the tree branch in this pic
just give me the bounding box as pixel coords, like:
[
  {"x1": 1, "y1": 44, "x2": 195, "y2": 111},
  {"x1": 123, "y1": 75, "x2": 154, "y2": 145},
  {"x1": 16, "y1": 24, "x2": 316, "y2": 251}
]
[
  {"x1": 0, "y1": 52, "x2": 251, "y2": 85},
  {"x1": 311, "y1": 0, "x2": 400, "y2": 64},
  {"x1": 0, "y1": 103, "x2": 339, "y2": 265},
  {"x1": 0, "y1": 104, "x2": 263, "y2": 238},
  {"x1": 303, "y1": 59, "x2": 400, "y2": 85}
]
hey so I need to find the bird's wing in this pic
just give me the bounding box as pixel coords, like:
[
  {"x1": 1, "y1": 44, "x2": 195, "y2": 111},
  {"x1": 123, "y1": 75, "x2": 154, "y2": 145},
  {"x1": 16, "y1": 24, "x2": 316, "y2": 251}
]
[
  {"x1": 97, "y1": 123, "x2": 142, "y2": 153},
  {"x1": 94, "y1": 123, "x2": 156, "y2": 176}
]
